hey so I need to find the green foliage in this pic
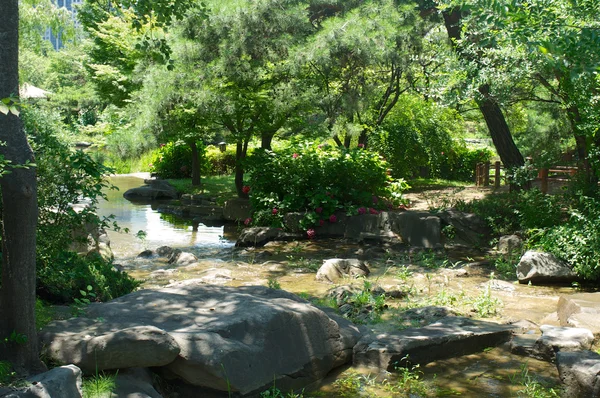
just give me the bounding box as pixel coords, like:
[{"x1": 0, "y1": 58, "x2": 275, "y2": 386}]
[
  {"x1": 150, "y1": 140, "x2": 207, "y2": 179},
  {"x1": 532, "y1": 195, "x2": 600, "y2": 280},
  {"x1": 0, "y1": 361, "x2": 16, "y2": 385},
  {"x1": 267, "y1": 278, "x2": 281, "y2": 290},
  {"x1": 370, "y1": 95, "x2": 466, "y2": 179},
  {"x1": 35, "y1": 299, "x2": 54, "y2": 330},
  {"x1": 344, "y1": 279, "x2": 388, "y2": 324},
  {"x1": 260, "y1": 384, "x2": 304, "y2": 398},
  {"x1": 386, "y1": 362, "x2": 435, "y2": 397},
  {"x1": 37, "y1": 251, "x2": 140, "y2": 304},
  {"x1": 439, "y1": 145, "x2": 494, "y2": 182},
  {"x1": 471, "y1": 280, "x2": 502, "y2": 318},
  {"x1": 166, "y1": 175, "x2": 236, "y2": 206},
  {"x1": 205, "y1": 145, "x2": 237, "y2": 176},
  {"x1": 510, "y1": 363, "x2": 560, "y2": 398},
  {"x1": 245, "y1": 142, "x2": 407, "y2": 229},
  {"x1": 82, "y1": 372, "x2": 117, "y2": 398},
  {"x1": 456, "y1": 189, "x2": 563, "y2": 236}
]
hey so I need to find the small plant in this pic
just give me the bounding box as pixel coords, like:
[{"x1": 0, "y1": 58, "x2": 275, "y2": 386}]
[
  {"x1": 135, "y1": 230, "x2": 148, "y2": 249},
  {"x1": 260, "y1": 381, "x2": 305, "y2": 398},
  {"x1": 342, "y1": 279, "x2": 388, "y2": 324},
  {"x1": 509, "y1": 363, "x2": 560, "y2": 397},
  {"x1": 267, "y1": 278, "x2": 281, "y2": 290},
  {"x1": 0, "y1": 361, "x2": 16, "y2": 385},
  {"x1": 72, "y1": 285, "x2": 97, "y2": 316},
  {"x1": 385, "y1": 359, "x2": 436, "y2": 396},
  {"x1": 471, "y1": 279, "x2": 502, "y2": 318},
  {"x1": 82, "y1": 372, "x2": 117, "y2": 398}
]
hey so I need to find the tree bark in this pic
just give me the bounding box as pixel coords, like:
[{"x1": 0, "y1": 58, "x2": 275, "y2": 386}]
[
  {"x1": 0, "y1": 0, "x2": 43, "y2": 374},
  {"x1": 234, "y1": 134, "x2": 251, "y2": 198},
  {"x1": 190, "y1": 141, "x2": 201, "y2": 187},
  {"x1": 442, "y1": 9, "x2": 524, "y2": 170},
  {"x1": 261, "y1": 131, "x2": 274, "y2": 150}
]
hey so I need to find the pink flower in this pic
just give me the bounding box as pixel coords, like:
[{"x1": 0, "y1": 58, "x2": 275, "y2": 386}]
[
  {"x1": 441, "y1": 152, "x2": 445, "y2": 155},
  {"x1": 369, "y1": 208, "x2": 379, "y2": 215},
  {"x1": 319, "y1": 219, "x2": 325, "y2": 226},
  {"x1": 315, "y1": 207, "x2": 323, "y2": 214},
  {"x1": 358, "y1": 143, "x2": 365, "y2": 148},
  {"x1": 329, "y1": 214, "x2": 337, "y2": 223},
  {"x1": 272, "y1": 208, "x2": 278, "y2": 215},
  {"x1": 292, "y1": 153, "x2": 299, "y2": 158},
  {"x1": 244, "y1": 218, "x2": 252, "y2": 226},
  {"x1": 148, "y1": 163, "x2": 153, "y2": 168},
  {"x1": 372, "y1": 195, "x2": 379, "y2": 204},
  {"x1": 358, "y1": 207, "x2": 367, "y2": 215},
  {"x1": 307, "y1": 229, "x2": 316, "y2": 239},
  {"x1": 160, "y1": 143, "x2": 166, "y2": 147},
  {"x1": 242, "y1": 185, "x2": 251, "y2": 194}
]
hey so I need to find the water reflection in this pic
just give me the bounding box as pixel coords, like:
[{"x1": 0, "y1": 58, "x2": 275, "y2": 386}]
[{"x1": 96, "y1": 174, "x2": 234, "y2": 261}]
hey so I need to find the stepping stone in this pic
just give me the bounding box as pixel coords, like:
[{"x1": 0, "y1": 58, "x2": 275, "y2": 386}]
[{"x1": 353, "y1": 316, "x2": 515, "y2": 370}]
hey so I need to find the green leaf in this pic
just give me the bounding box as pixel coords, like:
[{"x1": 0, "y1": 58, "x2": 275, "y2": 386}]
[
  {"x1": 0, "y1": 104, "x2": 8, "y2": 115},
  {"x1": 8, "y1": 106, "x2": 19, "y2": 116}
]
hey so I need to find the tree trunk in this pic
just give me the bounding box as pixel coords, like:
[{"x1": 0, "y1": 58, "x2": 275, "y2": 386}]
[
  {"x1": 261, "y1": 131, "x2": 274, "y2": 150},
  {"x1": 343, "y1": 133, "x2": 351, "y2": 148},
  {"x1": 190, "y1": 141, "x2": 201, "y2": 187},
  {"x1": 442, "y1": 9, "x2": 524, "y2": 170},
  {"x1": 0, "y1": 0, "x2": 43, "y2": 375},
  {"x1": 234, "y1": 134, "x2": 251, "y2": 198}
]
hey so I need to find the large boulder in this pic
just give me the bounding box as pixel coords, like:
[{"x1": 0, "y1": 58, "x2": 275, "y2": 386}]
[
  {"x1": 40, "y1": 325, "x2": 181, "y2": 374},
  {"x1": 316, "y1": 258, "x2": 370, "y2": 283},
  {"x1": 517, "y1": 250, "x2": 577, "y2": 284},
  {"x1": 556, "y1": 350, "x2": 600, "y2": 398},
  {"x1": 558, "y1": 293, "x2": 600, "y2": 337},
  {"x1": 388, "y1": 211, "x2": 441, "y2": 248},
  {"x1": 39, "y1": 282, "x2": 361, "y2": 396},
  {"x1": 123, "y1": 180, "x2": 178, "y2": 201},
  {"x1": 113, "y1": 368, "x2": 163, "y2": 398},
  {"x1": 534, "y1": 325, "x2": 594, "y2": 361},
  {"x1": 437, "y1": 209, "x2": 490, "y2": 247},
  {"x1": 223, "y1": 198, "x2": 252, "y2": 222},
  {"x1": 353, "y1": 316, "x2": 514, "y2": 371},
  {"x1": 497, "y1": 234, "x2": 523, "y2": 257},
  {"x1": 236, "y1": 227, "x2": 303, "y2": 247},
  {"x1": 0, "y1": 365, "x2": 83, "y2": 398}
]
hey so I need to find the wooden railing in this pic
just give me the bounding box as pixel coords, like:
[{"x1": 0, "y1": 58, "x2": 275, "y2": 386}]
[{"x1": 475, "y1": 160, "x2": 578, "y2": 193}]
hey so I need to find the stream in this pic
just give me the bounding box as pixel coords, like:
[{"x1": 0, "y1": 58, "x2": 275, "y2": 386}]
[{"x1": 96, "y1": 174, "x2": 566, "y2": 397}]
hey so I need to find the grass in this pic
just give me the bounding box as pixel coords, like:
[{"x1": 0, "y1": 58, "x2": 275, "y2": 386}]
[
  {"x1": 405, "y1": 178, "x2": 473, "y2": 192},
  {"x1": 167, "y1": 175, "x2": 236, "y2": 205},
  {"x1": 82, "y1": 372, "x2": 117, "y2": 398}
]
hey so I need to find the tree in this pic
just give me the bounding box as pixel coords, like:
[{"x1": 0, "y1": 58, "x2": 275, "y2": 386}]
[{"x1": 0, "y1": 0, "x2": 43, "y2": 374}]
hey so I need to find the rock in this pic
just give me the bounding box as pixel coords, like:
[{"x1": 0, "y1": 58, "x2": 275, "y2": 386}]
[
  {"x1": 533, "y1": 325, "x2": 594, "y2": 361},
  {"x1": 39, "y1": 283, "x2": 360, "y2": 396},
  {"x1": 316, "y1": 259, "x2": 370, "y2": 283},
  {"x1": 138, "y1": 250, "x2": 154, "y2": 258},
  {"x1": 497, "y1": 235, "x2": 523, "y2": 256},
  {"x1": 156, "y1": 246, "x2": 175, "y2": 257},
  {"x1": 517, "y1": 250, "x2": 577, "y2": 284},
  {"x1": 482, "y1": 279, "x2": 516, "y2": 293},
  {"x1": 167, "y1": 250, "x2": 198, "y2": 266},
  {"x1": 0, "y1": 365, "x2": 83, "y2": 398},
  {"x1": 223, "y1": 198, "x2": 252, "y2": 222},
  {"x1": 353, "y1": 316, "x2": 514, "y2": 370},
  {"x1": 123, "y1": 180, "x2": 178, "y2": 201},
  {"x1": 113, "y1": 368, "x2": 163, "y2": 398},
  {"x1": 510, "y1": 333, "x2": 541, "y2": 357},
  {"x1": 71, "y1": 225, "x2": 114, "y2": 262},
  {"x1": 558, "y1": 293, "x2": 600, "y2": 337},
  {"x1": 395, "y1": 306, "x2": 459, "y2": 329},
  {"x1": 40, "y1": 325, "x2": 181, "y2": 374},
  {"x1": 327, "y1": 285, "x2": 363, "y2": 306},
  {"x1": 196, "y1": 268, "x2": 233, "y2": 284},
  {"x1": 235, "y1": 227, "x2": 303, "y2": 247},
  {"x1": 389, "y1": 211, "x2": 441, "y2": 248},
  {"x1": 437, "y1": 209, "x2": 490, "y2": 247},
  {"x1": 556, "y1": 350, "x2": 600, "y2": 398}
]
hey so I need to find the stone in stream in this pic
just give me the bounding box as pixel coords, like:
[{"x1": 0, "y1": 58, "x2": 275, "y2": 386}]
[
  {"x1": 316, "y1": 258, "x2": 370, "y2": 283},
  {"x1": 517, "y1": 250, "x2": 578, "y2": 284},
  {"x1": 558, "y1": 292, "x2": 600, "y2": 337},
  {"x1": 0, "y1": 365, "x2": 83, "y2": 398},
  {"x1": 510, "y1": 325, "x2": 594, "y2": 362},
  {"x1": 167, "y1": 249, "x2": 198, "y2": 266},
  {"x1": 556, "y1": 350, "x2": 600, "y2": 398},
  {"x1": 353, "y1": 316, "x2": 515, "y2": 371},
  {"x1": 39, "y1": 281, "x2": 361, "y2": 396},
  {"x1": 123, "y1": 179, "x2": 178, "y2": 201}
]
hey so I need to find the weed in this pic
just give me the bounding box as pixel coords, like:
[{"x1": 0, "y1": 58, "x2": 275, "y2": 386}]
[
  {"x1": 286, "y1": 256, "x2": 320, "y2": 272},
  {"x1": 395, "y1": 265, "x2": 413, "y2": 282},
  {"x1": 344, "y1": 279, "x2": 388, "y2": 324},
  {"x1": 35, "y1": 299, "x2": 54, "y2": 330},
  {"x1": 471, "y1": 280, "x2": 502, "y2": 318},
  {"x1": 0, "y1": 361, "x2": 16, "y2": 385},
  {"x1": 260, "y1": 380, "x2": 305, "y2": 398},
  {"x1": 510, "y1": 363, "x2": 560, "y2": 398},
  {"x1": 267, "y1": 278, "x2": 281, "y2": 290},
  {"x1": 385, "y1": 359, "x2": 436, "y2": 396},
  {"x1": 72, "y1": 285, "x2": 96, "y2": 316},
  {"x1": 82, "y1": 372, "x2": 116, "y2": 398}
]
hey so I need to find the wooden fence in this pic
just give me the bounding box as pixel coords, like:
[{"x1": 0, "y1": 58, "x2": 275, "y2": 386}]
[{"x1": 475, "y1": 160, "x2": 578, "y2": 193}]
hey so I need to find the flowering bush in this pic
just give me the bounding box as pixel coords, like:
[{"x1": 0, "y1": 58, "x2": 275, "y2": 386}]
[{"x1": 244, "y1": 142, "x2": 409, "y2": 229}]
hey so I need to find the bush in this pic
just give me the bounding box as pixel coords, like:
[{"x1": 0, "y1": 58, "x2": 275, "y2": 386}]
[
  {"x1": 244, "y1": 142, "x2": 408, "y2": 230},
  {"x1": 205, "y1": 145, "x2": 237, "y2": 175},
  {"x1": 150, "y1": 140, "x2": 208, "y2": 179},
  {"x1": 455, "y1": 189, "x2": 563, "y2": 236},
  {"x1": 369, "y1": 95, "x2": 463, "y2": 179},
  {"x1": 532, "y1": 195, "x2": 600, "y2": 281},
  {"x1": 439, "y1": 145, "x2": 494, "y2": 182}
]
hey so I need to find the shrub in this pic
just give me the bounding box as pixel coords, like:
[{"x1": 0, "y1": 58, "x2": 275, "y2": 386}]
[
  {"x1": 455, "y1": 189, "x2": 563, "y2": 236},
  {"x1": 244, "y1": 142, "x2": 408, "y2": 229},
  {"x1": 205, "y1": 145, "x2": 237, "y2": 175},
  {"x1": 532, "y1": 195, "x2": 600, "y2": 281},
  {"x1": 150, "y1": 140, "x2": 208, "y2": 179},
  {"x1": 439, "y1": 145, "x2": 494, "y2": 182}
]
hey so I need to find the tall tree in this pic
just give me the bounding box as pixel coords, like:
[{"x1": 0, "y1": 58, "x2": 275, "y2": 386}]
[{"x1": 0, "y1": 0, "x2": 42, "y2": 374}]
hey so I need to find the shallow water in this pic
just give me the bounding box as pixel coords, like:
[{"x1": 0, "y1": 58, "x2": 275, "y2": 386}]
[{"x1": 96, "y1": 175, "x2": 575, "y2": 397}]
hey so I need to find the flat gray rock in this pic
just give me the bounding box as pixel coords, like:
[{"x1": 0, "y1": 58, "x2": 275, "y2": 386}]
[
  {"x1": 39, "y1": 282, "x2": 360, "y2": 396},
  {"x1": 0, "y1": 365, "x2": 82, "y2": 398},
  {"x1": 535, "y1": 325, "x2": 594, "y2": 361},
  {"x1": 316, "y1": 258, "x2": 370, "y2": 283},
  {"x1": 558, "y1": 293, "x2": 600, "y2": 337},
  {"x1": 353, "y1": 316, "x2": 514, "y2": 370},
  {"x1": 557, "y1": 350, "x2": 600, "y2": 398}
]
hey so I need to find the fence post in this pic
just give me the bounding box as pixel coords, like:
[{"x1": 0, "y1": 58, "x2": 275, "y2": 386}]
[
  {"x1": 540, "y1": 168, "x2": 549, "y2": 194},
  {"x1": 494, "y1": 161, "x2": 501, "y2": 188},
  {"x1": 475, "y1": 163, "x2": 482, "y2": 186},
  {"x1": 484, "y1": 162, "x2": 490, "y2": 186}
]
